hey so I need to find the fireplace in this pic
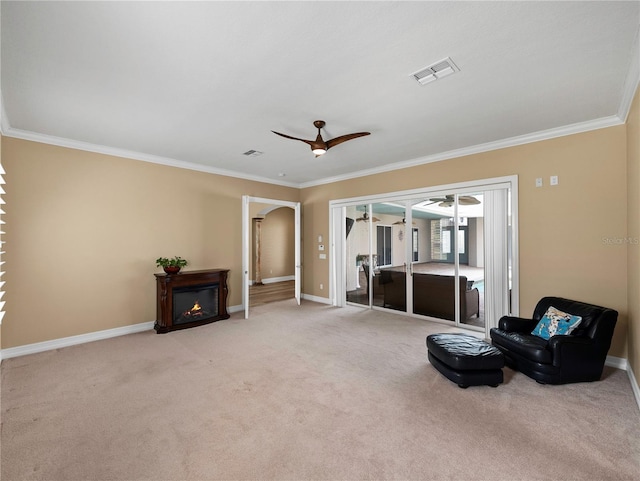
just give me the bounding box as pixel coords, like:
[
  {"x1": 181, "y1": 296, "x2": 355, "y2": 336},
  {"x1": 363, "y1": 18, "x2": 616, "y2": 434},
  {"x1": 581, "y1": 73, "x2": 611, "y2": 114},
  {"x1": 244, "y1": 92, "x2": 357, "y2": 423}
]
[
  {"x1": 154, "y1": 269, "x2": 229, "y2": 333},
  {"x1": 173, "y1": 285, "x2": 219, "y2": 326}
]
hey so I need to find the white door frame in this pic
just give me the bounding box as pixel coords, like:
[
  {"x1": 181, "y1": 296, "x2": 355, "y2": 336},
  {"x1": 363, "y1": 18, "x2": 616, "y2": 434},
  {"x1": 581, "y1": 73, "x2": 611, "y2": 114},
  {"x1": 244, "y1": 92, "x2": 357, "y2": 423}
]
[{"x1": 242, "y1": 195, "x2": 301, "y2": 319}]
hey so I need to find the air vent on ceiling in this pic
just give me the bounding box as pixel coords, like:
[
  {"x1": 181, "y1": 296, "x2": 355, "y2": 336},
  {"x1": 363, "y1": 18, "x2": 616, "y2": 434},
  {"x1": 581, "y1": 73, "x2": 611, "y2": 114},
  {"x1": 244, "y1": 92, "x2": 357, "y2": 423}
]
[
  {"x1": 243, "y1": 150, "x2": 263, "y2": 157},
  {"x1": 411, "y1": 57, "x2": 459, "y2": 85}
]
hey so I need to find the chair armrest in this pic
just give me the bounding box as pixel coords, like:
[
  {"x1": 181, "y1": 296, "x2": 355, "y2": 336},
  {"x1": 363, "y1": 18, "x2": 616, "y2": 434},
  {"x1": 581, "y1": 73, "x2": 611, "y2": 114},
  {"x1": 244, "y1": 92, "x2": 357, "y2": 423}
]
[
  {"x1": 498, "y1": 316, "x2": 538, "y2": 333},
  {"x1": 548, "y1": 335, "x2": 597, "y2": 367},
  {"x1": 465, "y1": 288, "x2": 480, "y2": 318}
]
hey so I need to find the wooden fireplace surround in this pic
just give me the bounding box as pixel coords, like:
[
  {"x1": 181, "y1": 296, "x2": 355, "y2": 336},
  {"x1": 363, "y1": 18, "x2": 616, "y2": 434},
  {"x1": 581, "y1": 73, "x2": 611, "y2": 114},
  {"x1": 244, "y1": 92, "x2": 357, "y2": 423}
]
[{"x1": 154, "y1": 269, "x2": 230, "y2": 333}]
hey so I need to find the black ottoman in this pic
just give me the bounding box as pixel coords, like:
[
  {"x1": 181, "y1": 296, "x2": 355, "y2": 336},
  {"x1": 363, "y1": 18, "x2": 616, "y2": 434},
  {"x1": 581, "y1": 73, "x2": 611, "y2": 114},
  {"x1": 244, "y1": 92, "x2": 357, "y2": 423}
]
[{"x1": 426, "y1": 333, "x2": 504, "y2": 388}]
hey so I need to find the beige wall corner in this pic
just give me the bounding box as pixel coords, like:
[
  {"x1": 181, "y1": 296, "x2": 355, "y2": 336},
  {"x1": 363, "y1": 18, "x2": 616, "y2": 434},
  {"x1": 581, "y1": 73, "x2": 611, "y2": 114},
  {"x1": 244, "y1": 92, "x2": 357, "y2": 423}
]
[
  {"x1": 302, "y1": 126, "x2": 629, "y2": 358},
  {"x1": 627, "y1": 84, "x2": 640, "y2": 387}
]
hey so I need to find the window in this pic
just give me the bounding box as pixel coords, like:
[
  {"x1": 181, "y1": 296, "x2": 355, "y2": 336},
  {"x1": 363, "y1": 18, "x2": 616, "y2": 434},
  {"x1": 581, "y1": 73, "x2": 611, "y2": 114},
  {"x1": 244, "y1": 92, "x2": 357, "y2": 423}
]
[
  {"x1": 430, "y1": 219, "x2": 447, "y2": 261},
  {"x1": 376, "y1": 225, "x2": 392, "y2": 266}
]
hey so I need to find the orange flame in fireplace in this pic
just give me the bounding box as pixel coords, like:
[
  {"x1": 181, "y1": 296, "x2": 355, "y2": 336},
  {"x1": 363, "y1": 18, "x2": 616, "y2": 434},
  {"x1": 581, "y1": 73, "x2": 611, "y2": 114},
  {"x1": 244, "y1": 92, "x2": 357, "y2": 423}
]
[{"x1": 189, "y1": 301, "x2": 202, "y2": 314}]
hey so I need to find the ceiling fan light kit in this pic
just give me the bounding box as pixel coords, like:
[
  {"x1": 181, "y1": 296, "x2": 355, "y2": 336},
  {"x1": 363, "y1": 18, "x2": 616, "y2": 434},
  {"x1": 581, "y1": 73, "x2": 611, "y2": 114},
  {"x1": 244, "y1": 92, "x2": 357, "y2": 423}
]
[{"x1": 272, "y1": 120, "x2": 370, "y2": 157}]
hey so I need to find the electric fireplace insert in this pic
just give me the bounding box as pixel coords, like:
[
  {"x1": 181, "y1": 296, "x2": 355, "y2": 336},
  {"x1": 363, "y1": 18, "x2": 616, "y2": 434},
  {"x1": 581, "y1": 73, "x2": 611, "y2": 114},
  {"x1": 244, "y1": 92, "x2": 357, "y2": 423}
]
[{"x1": 154, "y1": 269, "x2": 229, "y2": 333}]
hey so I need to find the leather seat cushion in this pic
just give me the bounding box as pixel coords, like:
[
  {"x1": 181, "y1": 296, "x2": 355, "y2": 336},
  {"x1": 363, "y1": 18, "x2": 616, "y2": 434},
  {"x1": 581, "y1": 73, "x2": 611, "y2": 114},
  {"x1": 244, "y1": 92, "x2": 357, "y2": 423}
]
[
  {"x1": 427, "y1": 333, "x2": 504, "y2": 370},
  {"x1": 490, "y1": 329, "x2": 552, "y2": 364}
]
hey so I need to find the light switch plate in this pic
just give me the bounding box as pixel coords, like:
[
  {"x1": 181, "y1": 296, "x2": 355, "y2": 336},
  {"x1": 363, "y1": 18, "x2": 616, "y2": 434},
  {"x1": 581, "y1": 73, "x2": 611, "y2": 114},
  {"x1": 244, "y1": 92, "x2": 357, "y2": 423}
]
[
  {"x1": 535, "y1": 178, "x2": 543, "y2": 187},
  {"x1": 550, "y1": 175, "x2": 558, "y2": 186}
]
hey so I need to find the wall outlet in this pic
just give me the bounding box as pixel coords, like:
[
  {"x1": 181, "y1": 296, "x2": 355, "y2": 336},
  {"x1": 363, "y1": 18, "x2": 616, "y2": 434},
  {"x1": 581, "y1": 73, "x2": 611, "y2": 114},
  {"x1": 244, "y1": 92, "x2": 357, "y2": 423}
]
[
  {"x1": 550, "y1": 175, "x2": 558, "y2": 186},
  {"x1": 319, "y1": 253, "x2": 326, "y2": 260},
  {"x1": 535, "y1": 178, "x2": 543, "y2": 187}
]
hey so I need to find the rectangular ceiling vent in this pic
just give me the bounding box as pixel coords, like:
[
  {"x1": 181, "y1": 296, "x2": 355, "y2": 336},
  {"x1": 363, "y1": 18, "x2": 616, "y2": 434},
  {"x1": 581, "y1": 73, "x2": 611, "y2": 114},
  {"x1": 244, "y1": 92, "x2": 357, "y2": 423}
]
[
  {"x1": 243, "y1": 150, "x2": 263, "y2": 157},
  {"x1": 411, "y1": 57, "x2": 459, "y2": 85}
]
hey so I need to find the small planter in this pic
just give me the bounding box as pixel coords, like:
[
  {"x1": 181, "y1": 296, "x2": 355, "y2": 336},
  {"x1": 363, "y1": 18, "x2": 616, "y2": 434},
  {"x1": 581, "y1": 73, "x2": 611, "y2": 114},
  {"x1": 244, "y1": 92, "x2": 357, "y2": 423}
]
[{"x1": 156, "y1": 256, "x2": 188, "y2": 275}]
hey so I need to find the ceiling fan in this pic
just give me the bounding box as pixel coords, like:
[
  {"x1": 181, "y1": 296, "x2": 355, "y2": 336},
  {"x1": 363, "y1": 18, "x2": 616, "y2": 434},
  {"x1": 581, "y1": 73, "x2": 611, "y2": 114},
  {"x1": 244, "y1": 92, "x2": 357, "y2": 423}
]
[
  {"x1": 426, "y1": 194, "x2": 480, "y2": 208},
  {"x1": 356, "y1": 209, "x2": 380, "y2": 223},
  {"x1": 393, "y1": 215, "x2": 416, "y2": 226},
  {"x1": 272, "y1": 120, "x2": 370, "y2": 157}
]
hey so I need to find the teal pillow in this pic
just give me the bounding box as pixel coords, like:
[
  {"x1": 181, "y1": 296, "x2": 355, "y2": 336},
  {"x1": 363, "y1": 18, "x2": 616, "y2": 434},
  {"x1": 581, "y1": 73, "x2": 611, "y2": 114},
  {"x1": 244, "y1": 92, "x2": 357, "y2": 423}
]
[{"x1": 531, "y1": 306, "x2": 582, "y2": 340}]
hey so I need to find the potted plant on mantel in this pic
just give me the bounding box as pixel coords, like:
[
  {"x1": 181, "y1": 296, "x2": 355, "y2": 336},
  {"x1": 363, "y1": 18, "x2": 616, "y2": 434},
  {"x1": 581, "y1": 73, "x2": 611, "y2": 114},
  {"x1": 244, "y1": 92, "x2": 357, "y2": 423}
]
[{"x1": 156, "y1": 256, "x2": 188, "y2": 275}]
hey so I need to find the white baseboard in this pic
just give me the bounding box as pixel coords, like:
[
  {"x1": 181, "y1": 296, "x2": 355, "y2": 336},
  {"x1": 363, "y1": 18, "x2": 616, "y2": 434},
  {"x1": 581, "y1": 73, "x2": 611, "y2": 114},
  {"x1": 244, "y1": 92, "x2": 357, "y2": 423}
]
[
  {"x1": 1, "y1": 305, "x2": 248, "y2": 361},
  {"x1": 228, "y1": 304, "x2": 244, "y2": 314},
  {"x1": 1, "y1": 321, "x2": 155, "y2": 361},
  {"x1": 301, "y1": 293, "x2": 332, "y2": 305},
  {"x1": 605, "y1": 355, "x2": 627, "y2": 370},
  {"x1": 250, "y1": 275, "x2": 295, "y2": 286},
  {"x1": 627, "y1": 364, "x2": 640, "y2": 414}
]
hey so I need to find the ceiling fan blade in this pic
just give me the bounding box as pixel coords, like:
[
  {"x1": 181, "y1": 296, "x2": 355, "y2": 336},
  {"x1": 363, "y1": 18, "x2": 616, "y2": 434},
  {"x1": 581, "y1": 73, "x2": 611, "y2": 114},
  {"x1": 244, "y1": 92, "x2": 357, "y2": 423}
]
[
  {"x1": 459, "y1": 195, "x2": 480, "y2": 205},
  {"x1": 326, "y1": 132, "x2": 370, "y2": 150},
  {"x1": 271, "y1": 130, "x2": 313, "y2": 146},
  {"x1": 273, "y1": 121, "x2": 370, "y2": 156}
]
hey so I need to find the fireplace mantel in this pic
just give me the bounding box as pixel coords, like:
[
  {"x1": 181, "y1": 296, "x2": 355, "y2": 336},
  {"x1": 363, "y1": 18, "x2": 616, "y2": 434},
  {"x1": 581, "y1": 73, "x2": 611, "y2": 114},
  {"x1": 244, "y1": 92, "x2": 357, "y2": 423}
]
[{"x1": 154, "y1": 269, "x2": 230, "y2": 333}]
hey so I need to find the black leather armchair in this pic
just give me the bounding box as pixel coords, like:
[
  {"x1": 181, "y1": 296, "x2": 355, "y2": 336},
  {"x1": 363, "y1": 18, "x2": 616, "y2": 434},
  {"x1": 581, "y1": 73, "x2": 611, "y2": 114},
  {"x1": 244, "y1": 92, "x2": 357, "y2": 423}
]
[{"x1": 489, "y1": 297, "x2": 618, "y2": 384}]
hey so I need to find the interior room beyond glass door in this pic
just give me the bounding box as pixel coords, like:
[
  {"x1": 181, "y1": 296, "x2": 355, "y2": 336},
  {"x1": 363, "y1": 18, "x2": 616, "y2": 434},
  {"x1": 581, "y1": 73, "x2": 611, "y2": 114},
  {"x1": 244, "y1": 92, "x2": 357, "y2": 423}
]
[
  {"x1": 409, "y1": 193, "x2": 485, "y2": 329},
  {"x1": 371, "y1": 202, "x2": 407, "y2": 312},
  {"x1": 345, "y1": 205, "x2": 372, "y2": 307}
]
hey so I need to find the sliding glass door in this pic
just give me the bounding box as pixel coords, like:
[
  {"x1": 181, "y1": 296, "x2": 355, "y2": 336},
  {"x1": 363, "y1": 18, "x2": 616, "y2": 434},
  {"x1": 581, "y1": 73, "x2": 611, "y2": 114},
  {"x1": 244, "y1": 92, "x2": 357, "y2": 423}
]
[
  {"x1": 345, "y1": 205, "x2": 371, "y2": 307},
  {"x1": 408, "y1": 192, "x2": 486, "y2": 328},
  {"x1": 334, "y1": 177, "x2": 517, "y2": 336}
]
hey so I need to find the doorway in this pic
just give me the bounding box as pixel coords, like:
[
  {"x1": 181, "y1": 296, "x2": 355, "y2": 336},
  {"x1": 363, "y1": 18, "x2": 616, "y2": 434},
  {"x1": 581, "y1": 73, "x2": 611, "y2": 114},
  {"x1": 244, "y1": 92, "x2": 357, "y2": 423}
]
[
  {"x1": 242, "y1": 196, "x2": 301, "y2": 319},
  {"x1": 249, "y1": 206, "x2": 296, "y2": 306}
]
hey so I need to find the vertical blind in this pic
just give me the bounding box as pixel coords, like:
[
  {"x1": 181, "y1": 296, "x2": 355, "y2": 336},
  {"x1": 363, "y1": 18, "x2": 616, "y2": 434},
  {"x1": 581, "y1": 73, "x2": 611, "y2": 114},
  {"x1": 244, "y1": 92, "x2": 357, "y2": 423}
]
[{"x1": 483, "y1": 189, "x2": 510, "y2": 337}]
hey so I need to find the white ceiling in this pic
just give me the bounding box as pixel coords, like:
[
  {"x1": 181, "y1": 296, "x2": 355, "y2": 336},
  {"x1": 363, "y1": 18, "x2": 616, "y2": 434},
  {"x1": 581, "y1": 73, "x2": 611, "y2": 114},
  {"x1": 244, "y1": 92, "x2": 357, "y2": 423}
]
[{"x1": 2, "y1": 1, "x2": 639, "y2": 187}]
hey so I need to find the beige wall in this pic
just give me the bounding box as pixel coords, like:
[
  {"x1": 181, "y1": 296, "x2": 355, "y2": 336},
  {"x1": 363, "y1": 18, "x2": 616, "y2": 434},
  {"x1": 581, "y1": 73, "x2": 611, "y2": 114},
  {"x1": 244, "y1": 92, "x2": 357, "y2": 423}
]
[
  {"x1": 301, "y1": 126, "x2": 629, "y2": 358},
  {"x1": 260, "y1": 207, "x2": 295, "y2": 280},
  {"x1": 249, "y1": 203, "x2": 295, "y2": 282},
  {"x1": 627, "y1": 85, "x2": 640, "y2": 386},
  {"x1": 2, "y1": 138, "x2": 299, "y2": 348},
  {"x1": 1, "y1": 122, "x2": 634, "y2": 363}
]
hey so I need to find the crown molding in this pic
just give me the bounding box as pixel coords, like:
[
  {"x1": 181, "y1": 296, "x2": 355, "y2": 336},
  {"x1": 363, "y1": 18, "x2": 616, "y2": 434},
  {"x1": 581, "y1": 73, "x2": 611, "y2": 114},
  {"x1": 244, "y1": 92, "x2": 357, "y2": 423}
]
[
  {"x1": 299, "y1": 115, "x2": 624, "y2": 189},
  {"x1": 0, "y1": 91, "x2": 8, "y2": 137},
  {"x1": 2, "y1": 127, "x2": 300, "y2": 188},
  {"x1": 0, "y1": 112, "x2": 628, "y2": 191}
]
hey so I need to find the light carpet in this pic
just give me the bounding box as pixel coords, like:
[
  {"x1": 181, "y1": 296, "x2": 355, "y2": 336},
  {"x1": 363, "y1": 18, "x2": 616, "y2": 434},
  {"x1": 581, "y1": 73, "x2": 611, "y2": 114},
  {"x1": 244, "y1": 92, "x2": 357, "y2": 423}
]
[{"x1": 2, "y1": 300, "x2": 639, "y2": 480}]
